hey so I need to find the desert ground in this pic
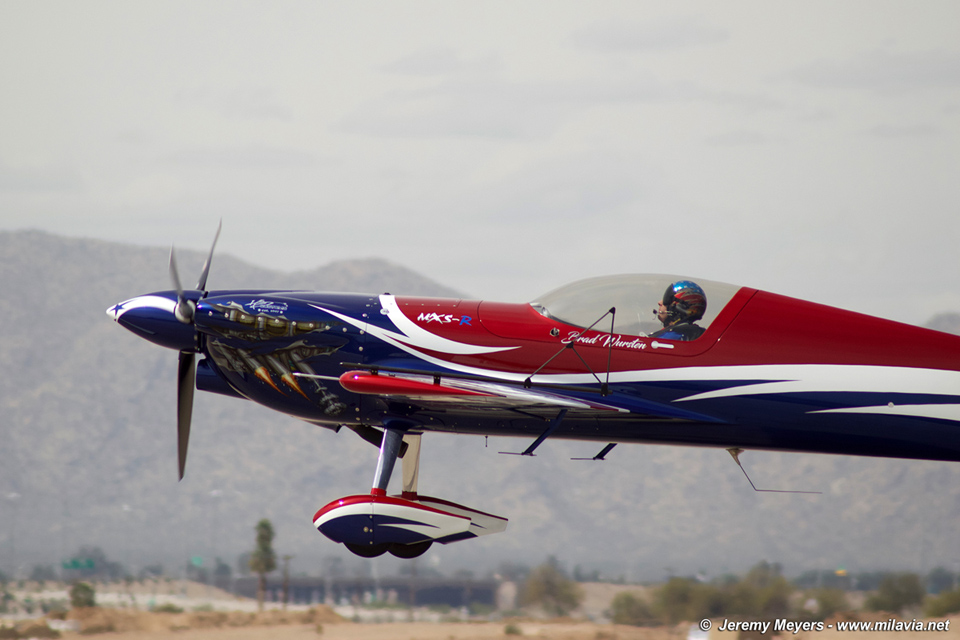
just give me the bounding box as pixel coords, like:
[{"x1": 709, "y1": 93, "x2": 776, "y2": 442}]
[
  {"x1": 27, "y1": 614, "x2": 960, "y2": 640},
  {"x1": 8, "y1": 607, "x2": 960, "y2": 640},
  {"x1": 4, "y1": 581, "x2": 959, "y2": 640}
]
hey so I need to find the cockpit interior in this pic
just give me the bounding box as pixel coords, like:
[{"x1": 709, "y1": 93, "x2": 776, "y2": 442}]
[{"x1": 529, "y1": 274, "x2": 740, "y2": 339}]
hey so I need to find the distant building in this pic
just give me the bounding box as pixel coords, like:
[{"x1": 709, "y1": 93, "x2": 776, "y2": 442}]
[{"x1": 233, "y1": 575, "x2": 500, "y2": 609}]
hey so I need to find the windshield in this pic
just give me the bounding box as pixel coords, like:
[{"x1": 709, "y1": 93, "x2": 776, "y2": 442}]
[{"x1": 530, "y1": 274, "x2": 741, "y2": 337}]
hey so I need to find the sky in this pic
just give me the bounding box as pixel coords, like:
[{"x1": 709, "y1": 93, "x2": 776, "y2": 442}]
[{"x1": 2, "y1": 1, "x2": 960, "y2": 324}]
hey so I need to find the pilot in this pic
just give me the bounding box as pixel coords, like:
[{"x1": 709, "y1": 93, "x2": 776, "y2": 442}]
[{"x1": 650, "y1": 280, "x2": 707, "y2": 341}]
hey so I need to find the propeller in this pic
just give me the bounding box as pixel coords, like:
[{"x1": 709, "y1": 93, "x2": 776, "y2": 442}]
[
  {"x1": 169, "y1": 221, "x2": 222, "y2": 480},
  {"x1": 177, "y1": 350, "x2": 196, "y2": 481}
]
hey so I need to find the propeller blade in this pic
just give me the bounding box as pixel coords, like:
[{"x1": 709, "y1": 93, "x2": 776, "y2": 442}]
[
  {"x1": 177, "y1": 350, "x2": 196, "y2": 481},
  {"x1": 196, "y1": 219, "x2": 222, "y2": 291},
  {"x1": 169, "y1": 248, "x2": 194, "y2": 324},
  {"x1": 169, "y1": 247, "x2": 185, "y2": 298}
]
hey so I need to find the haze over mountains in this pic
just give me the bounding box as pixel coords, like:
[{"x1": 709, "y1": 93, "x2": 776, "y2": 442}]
[{"x1": 2, "y1": 230, "x2": 960, "y2": 581}]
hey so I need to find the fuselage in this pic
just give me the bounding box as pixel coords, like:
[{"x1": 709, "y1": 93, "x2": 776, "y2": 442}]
[{"x1": 109, "y1": 276, "x2": 960, "y2": 462}]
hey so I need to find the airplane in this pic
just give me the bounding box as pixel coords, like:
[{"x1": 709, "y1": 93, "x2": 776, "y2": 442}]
[{"x1": 107, "y1": 226, "x2": 960, "y2": 559}]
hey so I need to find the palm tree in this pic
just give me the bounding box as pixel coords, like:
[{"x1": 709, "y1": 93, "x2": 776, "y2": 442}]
[{"x1": 248, "y1": 519, "x2": 276, "y2": 611}]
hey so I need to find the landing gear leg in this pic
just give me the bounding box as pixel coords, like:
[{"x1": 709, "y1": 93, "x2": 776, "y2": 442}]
[
  {"x1": 371, "y1": 427, "x2": 404, "y2": 494},
  {"x1": 401, "y1": 433, "x2": 421, "y2": 499}
]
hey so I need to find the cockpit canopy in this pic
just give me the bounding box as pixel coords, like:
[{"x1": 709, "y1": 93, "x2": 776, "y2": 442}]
[{"x1": 530, "y1": 274, "x2": 741, "y2": 338}]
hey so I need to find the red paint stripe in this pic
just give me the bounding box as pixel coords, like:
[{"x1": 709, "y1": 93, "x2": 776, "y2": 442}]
[
  {"x1": 313, "y1": 493, "x2": 472, "y2": 522},
  {"x1": 338, "y1": 371, "x2": 493, "y2": 397}
]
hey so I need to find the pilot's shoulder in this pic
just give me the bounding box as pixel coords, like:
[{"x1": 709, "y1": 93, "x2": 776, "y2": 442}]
[{"x1": 671, "y1": 323, "x2": 704, "y2": 341}]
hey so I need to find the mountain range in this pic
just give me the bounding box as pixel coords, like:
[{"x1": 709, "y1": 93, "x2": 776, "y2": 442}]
[{"x1": 2, "y1": 229, "x2": 960, "y2": 582}]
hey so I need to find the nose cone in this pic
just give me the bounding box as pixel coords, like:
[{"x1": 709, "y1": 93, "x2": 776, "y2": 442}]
[{"x1": 107, "y1": 292, "x2": 197, "y2": 351}]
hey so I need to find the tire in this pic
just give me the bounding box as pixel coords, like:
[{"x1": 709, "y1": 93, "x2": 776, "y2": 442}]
[
  {"x1": 345, "y1": 542, "x2": 390, "y2": 558},
  {"x1": 388, "y1": 540, "x2": 433, "y2": 559}
]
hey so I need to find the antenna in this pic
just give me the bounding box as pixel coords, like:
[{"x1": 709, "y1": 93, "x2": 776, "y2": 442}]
[{"x1": 726, "y1": 448, "x2": 821, "y2": 494}]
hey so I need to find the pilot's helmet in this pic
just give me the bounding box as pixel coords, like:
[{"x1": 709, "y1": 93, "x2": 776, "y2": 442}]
[{"x1": 661, "y1": 280, "x2": 707, "y2": 324}]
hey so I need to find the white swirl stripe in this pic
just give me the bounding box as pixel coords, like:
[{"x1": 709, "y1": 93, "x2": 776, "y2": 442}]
[
  {"x1": 666, "y1": 365, "x2": 960, "y2": 402},
  {"x1": 107, "y1": 295, "x2": 177, "y2": 321},
  {"x1": 378, "y1": 295, "x2": 516, "y2": 355},
  {"x1": 812, "y1": 404, "x2": 960, "y2": 422},
  {"x1": 311, "y1": 297, "x2": 516, "y2": 357}
]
